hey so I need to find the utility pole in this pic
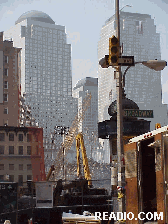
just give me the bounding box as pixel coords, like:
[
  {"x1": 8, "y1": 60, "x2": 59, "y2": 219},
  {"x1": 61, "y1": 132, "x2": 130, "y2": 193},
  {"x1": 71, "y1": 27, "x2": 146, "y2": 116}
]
[
  {"x1": 115, "y1": 0, "x2": 124, "y2": 214},
  {"x1": 54, "y1": 125, "x2": 69, "y2": 181},
  {"x1": 62, "y1": 133, "x2": 65, "y2": 180}
]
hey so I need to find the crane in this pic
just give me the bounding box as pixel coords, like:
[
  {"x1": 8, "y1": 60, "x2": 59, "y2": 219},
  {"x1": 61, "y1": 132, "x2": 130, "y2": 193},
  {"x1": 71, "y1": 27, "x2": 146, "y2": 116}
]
[{"x1": 50, "y1": 92, "x2": 92, "y2": 180}]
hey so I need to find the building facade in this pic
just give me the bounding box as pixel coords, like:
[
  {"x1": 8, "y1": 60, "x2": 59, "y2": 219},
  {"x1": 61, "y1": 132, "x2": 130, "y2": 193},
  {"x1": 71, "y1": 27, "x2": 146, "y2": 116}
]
[
  {"x1": 0, "y1": 32, "x2": 45, "y2": 183},
  {"x1": 98, "y1": 12, "x2": 168, "y2": 162},
  {"x1": 0, "y1": 32, "x2": 21, "y2": 127},
  {"x1": 0, "y1": 126, "x2": 45, "y2": 184},
  {"x1": 124, "y1": 125, "x2": 168, "y2": 224},
  {"x1": 72, "y1": 77, "x2": 104, "y2": 162},
  {"x1": 3, "y1": 10, "x2": 78, "y2": 167}
]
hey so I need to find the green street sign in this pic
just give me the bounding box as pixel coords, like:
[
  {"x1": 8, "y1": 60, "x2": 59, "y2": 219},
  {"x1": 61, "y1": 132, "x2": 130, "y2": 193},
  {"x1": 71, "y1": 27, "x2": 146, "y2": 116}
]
[{"x1": 124, "y1": 109, "x2": 153, "y2": 118}]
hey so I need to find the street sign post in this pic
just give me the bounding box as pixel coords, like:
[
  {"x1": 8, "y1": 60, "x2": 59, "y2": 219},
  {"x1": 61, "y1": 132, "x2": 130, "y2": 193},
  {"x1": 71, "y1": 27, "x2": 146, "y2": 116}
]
[
  {"x1": 124, "y1": 109, "x2": 153, "y2": 118},
  {"x1": 118, "y1": 56, "x2": 135, "y2": 66}
]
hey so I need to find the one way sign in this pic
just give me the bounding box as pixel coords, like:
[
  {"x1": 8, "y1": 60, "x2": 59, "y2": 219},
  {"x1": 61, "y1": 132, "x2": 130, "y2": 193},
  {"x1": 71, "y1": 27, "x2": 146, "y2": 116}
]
[{"x1": 118, "y1": 56, "x2": 135, "y2": 66}]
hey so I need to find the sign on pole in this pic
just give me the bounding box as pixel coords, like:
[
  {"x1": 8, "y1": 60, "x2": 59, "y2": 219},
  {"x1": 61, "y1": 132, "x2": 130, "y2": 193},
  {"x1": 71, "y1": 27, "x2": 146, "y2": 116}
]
[
  {"x1": 124, "y1": 109, "x2": 153, "y2": 118},
  {"x1": 118, "y1": 56, "x2": 135, "y2": 66},
  {"x1": 36, "y1": 182, "x2": 53, "y2": 208}
]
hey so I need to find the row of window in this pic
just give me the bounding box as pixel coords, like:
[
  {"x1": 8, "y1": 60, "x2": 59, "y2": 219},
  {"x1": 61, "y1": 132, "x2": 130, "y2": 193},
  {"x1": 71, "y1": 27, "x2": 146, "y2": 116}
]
[
  {"x1": 0, "y1": 164, "x2": 32, "y2": 170},
  {"x1": 0, "y1": 145, "x2": 32, "y2": 155},
  {"x1": 0, "y1": 133, "x2": 33, "y2": 142},
  {"x1": 0, "y1": 175, "x2": 32, "y2": 183}
]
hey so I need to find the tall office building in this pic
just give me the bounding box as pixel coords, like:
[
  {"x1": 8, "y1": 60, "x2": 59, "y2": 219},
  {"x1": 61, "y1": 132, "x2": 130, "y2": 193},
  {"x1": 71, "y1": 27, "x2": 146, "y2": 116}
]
[
  {"x1": 72, "y1": 77, "x2": 104, "y2": 162},
  {"x1": 3, "y1": 10, "x2": 78, "y2": 166},
  {"x1": 98, "y1": 12, "x2": 168, "y2": 162},
  {"x1": 0, "y1": 32, "x2": 21, "y2": 127}
]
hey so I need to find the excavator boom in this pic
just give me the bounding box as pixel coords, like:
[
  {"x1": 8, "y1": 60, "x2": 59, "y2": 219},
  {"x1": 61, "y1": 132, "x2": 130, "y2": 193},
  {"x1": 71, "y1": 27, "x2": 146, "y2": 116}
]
[
  {"x1": 46, "y1": 165, "x2": 55, "y2": 181},
  {"x1": 76, "y1": 133, "x2": 92, "y2": 186}
]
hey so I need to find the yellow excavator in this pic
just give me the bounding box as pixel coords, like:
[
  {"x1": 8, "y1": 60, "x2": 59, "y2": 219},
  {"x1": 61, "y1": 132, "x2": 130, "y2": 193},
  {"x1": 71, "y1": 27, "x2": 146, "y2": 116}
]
[
  {"x1": 46, "y1": 165, "x2": 55, "y2": 181},
  {"x1": 76, "y1": 133, "x2": 92, "y2": 186},
  {"x1": 45, "y1": 133, "x2": 109, "y2": 207},
  {"x1": 46, "y1": 133, "x2": 92, "y2": 185}
]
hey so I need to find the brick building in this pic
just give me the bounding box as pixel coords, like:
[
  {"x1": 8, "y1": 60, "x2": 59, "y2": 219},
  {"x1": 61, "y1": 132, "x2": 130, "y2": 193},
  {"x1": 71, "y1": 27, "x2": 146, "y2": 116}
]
[
  {"x1": 0, "y1": 32, "x2": 46, "y2": 183},
  {"x1": 0, "y1": 31, "x2": 21, "y2": 126},
  {"x1": 0, "y1": 126, "x2": 46, "y2": 184}
]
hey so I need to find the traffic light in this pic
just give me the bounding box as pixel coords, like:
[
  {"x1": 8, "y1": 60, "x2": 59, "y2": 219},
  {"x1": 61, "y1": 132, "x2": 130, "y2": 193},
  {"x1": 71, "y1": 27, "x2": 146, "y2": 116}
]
[
  {"x1": 109, "y1": 35, "x2": 120, "y2": 66},
  {"x1": 99, "y1": 55, "x2": 109, "y2": 68},
  {"x1": 155, "y1": 123, "x2": 161, "y2": 129}
]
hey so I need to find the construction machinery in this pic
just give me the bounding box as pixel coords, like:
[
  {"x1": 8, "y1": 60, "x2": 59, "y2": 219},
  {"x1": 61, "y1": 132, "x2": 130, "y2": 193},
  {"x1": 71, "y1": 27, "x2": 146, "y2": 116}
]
[
  {"x1": 46, "y1": 165, "x2": 55, "y2": 181},
  {"x1": 51, "y1": 92, "x2": 92, "y2": 180},
  {"x1": 33, "y1": 92, "x2": 110, "y2": 222},
  {"x1": 51, "y1": 132, "x2": 110, "y2": 207},
  {"x1": 76, "y1": 133, "x2": 92, "y2": 186}
]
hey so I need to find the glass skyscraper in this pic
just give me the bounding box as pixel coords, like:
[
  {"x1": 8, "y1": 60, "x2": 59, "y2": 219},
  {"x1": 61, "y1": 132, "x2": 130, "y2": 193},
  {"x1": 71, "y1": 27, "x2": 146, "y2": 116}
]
[
  {"x1": 98, "y1": 12, "x2": 168, "y2": 162},
  {"x1": 4, "y1": 10, "x2": 78, "y2": 167}
]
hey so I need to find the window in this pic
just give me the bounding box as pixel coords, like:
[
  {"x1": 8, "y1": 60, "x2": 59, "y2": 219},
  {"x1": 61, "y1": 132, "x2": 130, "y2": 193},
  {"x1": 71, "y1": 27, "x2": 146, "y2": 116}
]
[
  {"x1": 9, "y1": 133, "x2": 14, "y2": 141},
  {"x1": 9, "y1": 146, "x2": 14, "y2": 154},
  {"x1": 27, "y1": 175, "x2": 32, "y2": 181},
  {"x1": 9, "y1": 175, "x2": 14, "y2": 182},
  {"x1": 0, "y1": 164, "x2": 4, "y2": 170},
  {"x1": 4, "y1": 120, "x2": 8, "y2": 126},
  {"x1": 27, "y1": 164, "x2": 32, "y2": 170},
  {"x1": 27, "y1": 146, "x2": 31, "y2": 155},
  {"x1": 0, "y1": 133, "x2": 5, "y2": 141},
  {"x1": 4, "y1": 68, "x2": 8, "y2": 76},
  {"x1": 9, "y1": 164, "x2": 14, "y2": 170},
  {"x1": 4, "y1": 81, "x2": 8, "y2": 89},
  {"x1": 21, "y1": 26, "x2": 26, "y2": 38},
  {"x1": 4, "y1": 108, "x2": 8, "y2": 114},
  {"x1": 4, "y1": 56, "x2": 8, "y2": 63},
  {"x1": 0, "y1": 175, "x2": 4, "y2": 181},
  {"x1": 19, "y1": 164, "x2": 23, "y2": 170},
  {"x1": 109, "y1": 90, "x2": 112, "y2": 101},
  {"x1": 123, "y1": 19, "x2": 125, "y2": 30},
  {"x1": 18, "y1": 134, "x2": 23, "y2": 141},
  {"x1": 18, "y1": 146, "x2": 23, "y2": 155},
  {"x1": 36, "y1": 135, "x2": 38, "y2": 142},
  {"x1": 136, "y1": 20, "x2": 143, "y2": 34},
  {"x1": 36, "y1": 146, "x2": 38, "y2": 155},
  {"x1": 0, "y1": 145, "x2": 4, "y2": 154},
  {"x1": 18, "y1": 175, "x2": 23, "y2": 186},
  {"x1": 3, "y1": 94, "x2": 8, "y2": 102},
  {"x1": 27, "y1": 134, "x2": 32, "y2": 142}
]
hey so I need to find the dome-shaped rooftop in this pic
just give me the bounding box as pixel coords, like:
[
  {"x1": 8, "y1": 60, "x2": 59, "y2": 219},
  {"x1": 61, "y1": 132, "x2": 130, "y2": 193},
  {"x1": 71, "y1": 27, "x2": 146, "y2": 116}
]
[
  {"x1": 108, "y1": 89, "x2": 139, "y2": 117},
  {"x1": 15, "y1": 10, "x2": 55, "y2": 25}
]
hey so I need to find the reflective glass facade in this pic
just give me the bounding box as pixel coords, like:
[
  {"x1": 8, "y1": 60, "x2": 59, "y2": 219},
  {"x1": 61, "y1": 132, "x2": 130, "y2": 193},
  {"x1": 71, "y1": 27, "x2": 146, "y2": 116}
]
[
  {"x1": 4, "y1": 11, "x2": 78, "y2": 166},
  {"x1": 98, "y1": 12, "x2": 168, "y2": 162}
]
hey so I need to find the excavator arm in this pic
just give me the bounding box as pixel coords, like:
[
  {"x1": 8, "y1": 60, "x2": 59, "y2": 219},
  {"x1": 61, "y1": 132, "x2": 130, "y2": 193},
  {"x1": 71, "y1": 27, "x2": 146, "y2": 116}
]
[
  {"x1": 46, "y1": 165, "x2": 55, "y2": 181},
  {"x1": 76, "y1": 133, "x2": 92, "y2": 186}
]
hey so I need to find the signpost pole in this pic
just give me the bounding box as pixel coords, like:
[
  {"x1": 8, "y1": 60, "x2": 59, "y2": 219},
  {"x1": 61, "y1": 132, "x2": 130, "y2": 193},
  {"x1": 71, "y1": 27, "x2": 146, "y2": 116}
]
[{"x1": 115, "y1": 0, "x2": 125, "y2": 216}]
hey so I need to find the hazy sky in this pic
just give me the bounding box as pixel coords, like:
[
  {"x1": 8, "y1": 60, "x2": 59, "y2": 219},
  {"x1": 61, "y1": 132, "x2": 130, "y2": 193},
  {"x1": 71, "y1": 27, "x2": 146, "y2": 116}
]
[{"x1": 0, "y1": 0, "x2": 168, "y2": 103}]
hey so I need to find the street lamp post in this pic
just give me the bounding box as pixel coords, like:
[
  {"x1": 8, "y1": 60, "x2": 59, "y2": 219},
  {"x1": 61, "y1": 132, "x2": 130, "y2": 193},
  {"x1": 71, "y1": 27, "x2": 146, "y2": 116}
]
[
  {"x1": 91, "y1": 132, "x2": 94, "y2": 159},
  {"x1": 119, "y1": 5, "x2": 132, "y2": 12},
  {"x1": 122, "y1": 60, "x2": 167, "y2": 87}
]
